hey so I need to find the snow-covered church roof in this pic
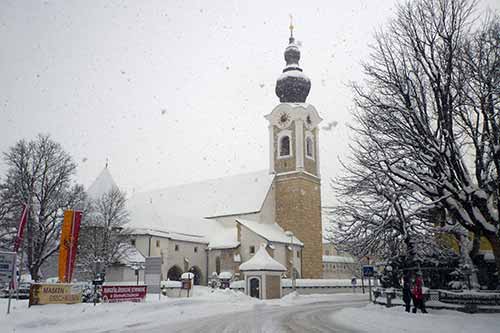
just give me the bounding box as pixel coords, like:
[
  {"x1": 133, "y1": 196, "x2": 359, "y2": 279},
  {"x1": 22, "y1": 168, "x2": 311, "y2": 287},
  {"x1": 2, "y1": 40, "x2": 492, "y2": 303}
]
[
  {"x1": 87, "y1": 166, "x2": 118, "y2": 199},
  {"x1": 239, "y1": 244, "x2": 287, "y2": 272},
  {"x1": 127, "y1": 170, "x2": 274, "y2": 220},
  {"x1": 125, "y1": 170, "x2": 274, "y2": 247},
  {"x1": 236, "y1": 219, "x2": 303, "y2": 246}
]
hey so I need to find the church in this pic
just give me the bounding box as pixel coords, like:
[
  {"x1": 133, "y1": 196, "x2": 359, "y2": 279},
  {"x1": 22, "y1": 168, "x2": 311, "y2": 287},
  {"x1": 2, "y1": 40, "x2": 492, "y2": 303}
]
[{"x1": 91, "y1": 28, "x2": 325, "y2": 285}]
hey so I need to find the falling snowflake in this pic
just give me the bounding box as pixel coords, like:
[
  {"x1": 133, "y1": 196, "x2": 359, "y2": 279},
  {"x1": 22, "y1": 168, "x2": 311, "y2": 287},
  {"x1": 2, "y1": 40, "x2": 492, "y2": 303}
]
[{"x1": 322, "y1": 121, "x2": 338, "y2": 131}]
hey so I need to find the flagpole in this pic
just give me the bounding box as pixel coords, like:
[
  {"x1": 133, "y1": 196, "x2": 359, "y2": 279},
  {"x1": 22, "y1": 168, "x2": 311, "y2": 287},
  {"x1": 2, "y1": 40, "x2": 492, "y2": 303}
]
[
  {"x1": 16, "y1": 238, "x2": 24, "y2": 300},
  {"x1": 67, "y1": 210, "x2": 76, "y2": 282},
  {"x1": 13, "y1": 201, "x2": 29, "y2": 302}
]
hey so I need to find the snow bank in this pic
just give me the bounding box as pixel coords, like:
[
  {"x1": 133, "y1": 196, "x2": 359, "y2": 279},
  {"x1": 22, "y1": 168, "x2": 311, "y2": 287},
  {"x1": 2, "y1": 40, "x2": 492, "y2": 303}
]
[
  {"x1": 332, "y1": 304, "x2": 500, "y2": 333},
  {"x1": 281, "y1": 278, "x2": 362, "y2": 287},
  {"x1": 0, "y1": 287, "x2": 257, "y2": 333}
]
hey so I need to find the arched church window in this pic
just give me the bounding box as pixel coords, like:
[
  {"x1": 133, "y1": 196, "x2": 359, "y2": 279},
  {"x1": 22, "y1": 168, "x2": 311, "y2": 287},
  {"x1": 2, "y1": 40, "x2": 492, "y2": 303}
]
[
  {"x1": 279, "y1": 135, "x2": 291, "y2": 157},
  {"x1": 306, "y1": 136, "x2": 314, "y2": 159}
]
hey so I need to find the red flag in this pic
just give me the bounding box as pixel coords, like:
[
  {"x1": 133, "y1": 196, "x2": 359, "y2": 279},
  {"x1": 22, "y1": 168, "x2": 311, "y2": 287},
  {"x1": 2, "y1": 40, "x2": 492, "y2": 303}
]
[
  {"x1": 13, "y1": 204, "x2": 28, "y2": 253},
  {"x1": 66, "y1": 211, "x2": 82, "y2": 282}
]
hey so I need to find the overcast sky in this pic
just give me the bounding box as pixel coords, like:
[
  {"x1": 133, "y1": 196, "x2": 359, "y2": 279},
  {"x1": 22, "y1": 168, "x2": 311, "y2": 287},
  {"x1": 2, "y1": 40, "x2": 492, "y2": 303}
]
[{"x1": 1, "y1": 0, "x2": 498, "y2": 205}]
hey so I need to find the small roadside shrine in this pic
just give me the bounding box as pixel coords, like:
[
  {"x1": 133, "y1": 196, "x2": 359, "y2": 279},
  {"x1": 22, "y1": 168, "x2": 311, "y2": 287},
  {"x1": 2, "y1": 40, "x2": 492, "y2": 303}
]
[
  {"x1": 239, "y1": 244, "x2": 286, "y2": 299},
  {"x1": 181, "y1": 272, "x2": 194, "y2": 297}
]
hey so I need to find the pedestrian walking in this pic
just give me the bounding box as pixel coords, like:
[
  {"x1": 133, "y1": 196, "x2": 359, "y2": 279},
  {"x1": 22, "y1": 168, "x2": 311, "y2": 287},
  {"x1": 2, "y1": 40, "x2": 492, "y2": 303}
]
[
  {"x1": 412, "y1": 272, "x2": 427, "y2": 313},
  {"x1": 402, "y1": 275, "x2": 412, "y2": 313}
]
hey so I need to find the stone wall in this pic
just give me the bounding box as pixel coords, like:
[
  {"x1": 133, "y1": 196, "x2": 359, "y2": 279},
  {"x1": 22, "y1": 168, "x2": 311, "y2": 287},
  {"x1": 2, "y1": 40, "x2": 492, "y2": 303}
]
[
  {"x1": 266, "y1": 275, "x2": 281, "y2": 299},
  {"x1": 275, "y1": 172, "x2": 323, "y2": 278}
]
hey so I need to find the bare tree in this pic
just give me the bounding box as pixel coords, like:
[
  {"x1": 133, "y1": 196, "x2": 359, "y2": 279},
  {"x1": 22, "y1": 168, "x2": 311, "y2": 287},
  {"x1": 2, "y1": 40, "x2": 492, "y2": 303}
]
[
  {"x1": 326, "y1": 147, "x2": 445, "y2": 263},
  {"x1": 77, "y1": 187, "x2": 130, "y2": 279},
  {"x1": 331, "y1": 0, "x2": 500, "y2": 284},
  {"x1": 0, "y1": 134, "x2": 85, "y2": 281}
]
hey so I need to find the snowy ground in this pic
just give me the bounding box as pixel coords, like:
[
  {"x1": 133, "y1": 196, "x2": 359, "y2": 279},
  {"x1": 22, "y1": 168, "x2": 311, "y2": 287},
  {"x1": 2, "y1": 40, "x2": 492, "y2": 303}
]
[
  {"x1": 332, "y1": 303, "x2": 500, "y2": 333},
  {"x1": 1, "y1": 287, "x2": 498, "y2": 332}
]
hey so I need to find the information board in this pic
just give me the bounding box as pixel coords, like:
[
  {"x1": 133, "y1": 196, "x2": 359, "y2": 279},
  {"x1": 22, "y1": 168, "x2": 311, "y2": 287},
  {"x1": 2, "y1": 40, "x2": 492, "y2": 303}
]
[
  {"x1": 0, "y1": 251, "x2": 16, "y2": 284},
  {"x1": 102, "y1": 285, "x2": 147, "y2": 303},
  {"x1": 145, "y1": 257, "x2": 162, "y2": 294},
  {"x1": 29, "y1": 283, "x2": 82, "y2": 306}
]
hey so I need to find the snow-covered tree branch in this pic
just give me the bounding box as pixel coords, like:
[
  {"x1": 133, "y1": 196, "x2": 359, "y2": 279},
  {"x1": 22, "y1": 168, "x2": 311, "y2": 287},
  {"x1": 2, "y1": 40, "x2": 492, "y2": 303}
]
[{"x1": 329, "y1": 0, "x2": 500, "y2": 285}]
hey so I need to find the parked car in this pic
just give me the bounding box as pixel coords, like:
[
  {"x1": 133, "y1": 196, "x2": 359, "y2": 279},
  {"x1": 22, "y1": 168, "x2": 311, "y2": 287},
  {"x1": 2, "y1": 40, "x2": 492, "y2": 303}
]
[{"x1": 0, "y1": 282, "x2": 31, "y2": 299}]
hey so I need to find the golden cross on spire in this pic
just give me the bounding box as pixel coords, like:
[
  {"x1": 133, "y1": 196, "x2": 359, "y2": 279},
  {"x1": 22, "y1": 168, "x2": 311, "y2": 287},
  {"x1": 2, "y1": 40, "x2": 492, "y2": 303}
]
[{"x1": 289, "y1": 14, "x2": 294, "y2": 38}]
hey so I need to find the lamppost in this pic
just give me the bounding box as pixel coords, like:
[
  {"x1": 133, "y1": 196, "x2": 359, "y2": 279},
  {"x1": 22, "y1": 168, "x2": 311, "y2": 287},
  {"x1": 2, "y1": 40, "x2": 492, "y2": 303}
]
[{"x1": 285, "y1": 231, "x2": 296, "y2": 292}]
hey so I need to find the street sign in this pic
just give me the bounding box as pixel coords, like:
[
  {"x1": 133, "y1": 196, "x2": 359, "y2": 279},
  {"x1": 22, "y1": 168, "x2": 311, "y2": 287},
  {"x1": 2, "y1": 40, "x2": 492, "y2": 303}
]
[
  {"x1": 363, "y1": 265, "x2": 374, "y2": 277},
  {"x1": 0, "y1": 251, "x2": 16, "y2": 284},
  {"x1": 145, "y1": 257, "x2": 162, "y2": 294}
]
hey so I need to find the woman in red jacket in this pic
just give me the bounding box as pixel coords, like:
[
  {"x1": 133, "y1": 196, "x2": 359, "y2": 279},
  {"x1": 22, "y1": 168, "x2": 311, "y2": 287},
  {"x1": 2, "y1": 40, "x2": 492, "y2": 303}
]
[{"x1": 412, "y1": 273, "x2": 427, "y2": 313}]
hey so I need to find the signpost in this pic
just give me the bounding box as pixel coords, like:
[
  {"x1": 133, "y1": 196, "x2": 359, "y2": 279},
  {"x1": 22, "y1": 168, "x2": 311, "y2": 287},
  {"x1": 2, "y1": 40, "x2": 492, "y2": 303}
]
[
  {"x1": 181, "y1": 272, "x2": 194, "y2": 298},
  {"x1": 145, "y1": 257, "x2": 162, "y2": 299},
  {"x1": 102, "y1": 285, "x2": 147, "y2": 303},
  {"x1": 0, "y1": 251, "x2": 17, "y2": 314},
  {"x1": 363, "y1": 265, "x2": 375, "y2": 302},
  {"x1": 28, "y1": 283, "x2": 82, "y2": 306}
]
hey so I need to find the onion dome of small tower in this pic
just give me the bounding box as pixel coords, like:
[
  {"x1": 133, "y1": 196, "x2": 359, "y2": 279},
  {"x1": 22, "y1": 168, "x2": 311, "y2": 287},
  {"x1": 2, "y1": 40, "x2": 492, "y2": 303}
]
[{"x1": 275, "y1": 18, "x2": 311, "y2": 103}]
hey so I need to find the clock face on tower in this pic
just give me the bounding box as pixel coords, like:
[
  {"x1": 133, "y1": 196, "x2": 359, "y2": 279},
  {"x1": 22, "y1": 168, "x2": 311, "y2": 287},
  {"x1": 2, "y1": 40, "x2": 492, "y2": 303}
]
[{"x1": 278, "y1": 112, "x2": 291, "y2": 129}]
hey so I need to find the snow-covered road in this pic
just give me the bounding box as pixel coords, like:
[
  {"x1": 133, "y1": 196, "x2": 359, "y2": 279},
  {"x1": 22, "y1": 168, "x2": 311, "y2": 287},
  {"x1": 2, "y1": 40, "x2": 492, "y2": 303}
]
[{"x1": 125, "y1": 298, "x2": 367, "y2": 333}]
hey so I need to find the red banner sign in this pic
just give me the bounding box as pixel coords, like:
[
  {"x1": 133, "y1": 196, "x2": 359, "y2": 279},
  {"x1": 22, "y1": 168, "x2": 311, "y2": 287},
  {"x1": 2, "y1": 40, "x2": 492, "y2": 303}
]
[
  {"x1": 102, "y1": 285, "x2": 147, "y2": 303},
  {"x1": 67, "y1": 211, "x2": 82, "y2": 282},
  {"x1": 58, "y1": 210, "x2": 82, "y2": 283},
  {"x1": 13, "y1": 204, "x2": 28, "y2": 253}
]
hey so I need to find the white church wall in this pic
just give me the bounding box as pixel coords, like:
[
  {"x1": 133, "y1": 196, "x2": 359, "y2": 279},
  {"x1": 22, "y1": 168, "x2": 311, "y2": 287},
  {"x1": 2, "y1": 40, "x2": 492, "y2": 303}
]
[
  {"x1": 258, "y1": 184, "x2": 276, "y2": 224},
  {"x1": 268, "y1": 242, "x2": 302, "y2": 278},
  {"x1": 208, "y1": 248, "x2": 239, "y2": 279},
  {"x1": 131, "y1": 235, "x2": 153, "y2": 257},
  {"x1": 164, "y1": 239, "x2": 208, "y2": 284},
  {"x1": 240, "y1": 224, "x2": 268, "y2": 264},
  {"x1": 130, "y1": 234, "x2": 208, "y2": 284}
]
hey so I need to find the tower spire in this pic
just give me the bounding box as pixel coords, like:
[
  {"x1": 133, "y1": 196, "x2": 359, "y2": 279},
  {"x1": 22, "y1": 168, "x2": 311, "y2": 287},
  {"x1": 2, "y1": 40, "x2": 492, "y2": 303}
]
[
  {"x1": 289, "y1": 14, "x2": 295, "y2": 43},
  {"x1": 275, "y1": 18, "x2": 311, "y2": 103}
]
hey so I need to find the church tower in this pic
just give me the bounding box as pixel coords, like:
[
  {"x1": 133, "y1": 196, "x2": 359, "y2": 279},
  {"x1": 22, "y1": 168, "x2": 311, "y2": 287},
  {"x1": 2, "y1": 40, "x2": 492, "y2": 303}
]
[{"x1": 265, "y1": 25, "x2": 323, "y2": 278}]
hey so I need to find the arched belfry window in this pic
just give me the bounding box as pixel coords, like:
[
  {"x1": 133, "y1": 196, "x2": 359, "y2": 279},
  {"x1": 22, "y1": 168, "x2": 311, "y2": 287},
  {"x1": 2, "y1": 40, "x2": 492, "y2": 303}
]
[
  {"x1": 277, "y1": 130, "x2": 292, "y2": 159},
  {"x1": 280, "y1": 136, "x2": 290, "y2": 157},
  {"x1": 306, "y1": 136, "x2": 314, "y2": 159}
]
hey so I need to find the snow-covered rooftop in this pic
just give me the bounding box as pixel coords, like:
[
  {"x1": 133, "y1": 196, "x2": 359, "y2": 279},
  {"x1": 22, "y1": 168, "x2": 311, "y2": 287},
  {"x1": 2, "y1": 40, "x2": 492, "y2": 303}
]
[
  {"x1": 322, "y1": 255, "x2": 357, "y2": 264},
  {"x1": 116, "y1": 243, "x2": 145, "y2": 265},
  {"x1": 239, "y1": 244, "x2": 286, "y2": 272},
  {"x1": 127, "y1": 169, "x2": 274, "y2": 221},
  {"x1": 87, "y1": 167, "x2": 118, "y2": 199},
  {"x1": 125, "y1": 170, "x2": 273, "y2": 247},
  {"x1": 236, "y1": 219, "x2": 303, "y2": 246},
  {"x1": 206, "y1": 223, "x2": 239, "y2": 250},
  {"x1": 130, "y1": 227, "x2": 209, "y2": 244}
]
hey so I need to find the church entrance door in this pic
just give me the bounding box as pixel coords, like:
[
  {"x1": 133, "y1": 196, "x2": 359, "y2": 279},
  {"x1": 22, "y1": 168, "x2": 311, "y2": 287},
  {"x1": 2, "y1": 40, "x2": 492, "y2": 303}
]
[
  {"x1": 249, "y1": 278, "x2": 260, "y2": 298},
  {"x1": 167, "y1": 265, "x2": 182, "y2": 281}
]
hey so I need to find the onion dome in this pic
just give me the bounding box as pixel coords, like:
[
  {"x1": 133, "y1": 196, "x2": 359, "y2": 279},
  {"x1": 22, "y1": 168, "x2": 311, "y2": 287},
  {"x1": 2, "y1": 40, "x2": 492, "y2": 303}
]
[{"x1": 275, "y1": 25, "x2": 311, "y2": 103}]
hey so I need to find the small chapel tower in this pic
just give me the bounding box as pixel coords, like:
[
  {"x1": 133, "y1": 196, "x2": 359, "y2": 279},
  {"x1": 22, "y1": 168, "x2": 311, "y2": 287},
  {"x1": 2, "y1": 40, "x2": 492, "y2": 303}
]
[{"x1": 265, "y1": 24, "x2": 323, "y2": 278}]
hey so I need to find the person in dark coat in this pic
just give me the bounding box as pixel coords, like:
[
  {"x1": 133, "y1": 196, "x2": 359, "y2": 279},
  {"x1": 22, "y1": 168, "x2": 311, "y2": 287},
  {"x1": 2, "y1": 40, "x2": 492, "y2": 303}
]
[{"x1": 402, "y1": 275, "x2": 412, "y2": 312}]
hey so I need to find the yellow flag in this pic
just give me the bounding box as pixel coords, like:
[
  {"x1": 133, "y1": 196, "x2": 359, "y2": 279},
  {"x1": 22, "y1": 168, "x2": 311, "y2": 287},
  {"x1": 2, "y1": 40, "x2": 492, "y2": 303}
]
[{"x1": 58, "y1": 210, "x2": 73, "y2": 282}]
